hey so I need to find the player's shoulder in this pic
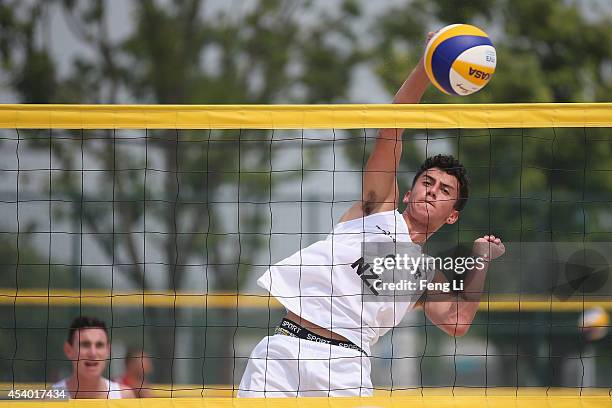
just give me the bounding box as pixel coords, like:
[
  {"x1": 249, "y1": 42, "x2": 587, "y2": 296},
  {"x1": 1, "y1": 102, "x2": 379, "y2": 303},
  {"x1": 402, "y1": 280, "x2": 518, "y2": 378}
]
[
  {"x1": 120, "y1": 388, "x2": 136, "y2": 398},
  {"x1": 104, "y1": 378, "x2": 134, "y2": 398},
  {"x1": 50, "y1": 378, "x2": 67, "y2": 390},
  {"x1": 116, "y1": 382, "x2": 135, "y2": 398},
  {"x1": 338, "y1": 202, "x2": 397, "y2": 224},
  {"x1": 340, "y1": 186, "x2": 400, "y2": 223}
]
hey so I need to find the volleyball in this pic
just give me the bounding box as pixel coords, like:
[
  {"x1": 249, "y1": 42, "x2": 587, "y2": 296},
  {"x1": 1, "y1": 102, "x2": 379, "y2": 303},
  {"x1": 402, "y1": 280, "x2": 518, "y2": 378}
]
[
  {"x1": 578, "y1": 307, "x2": 610, "y2": 342},
  {"x1": 424, "y1": 24, "x2": 497, "y2": 96}
]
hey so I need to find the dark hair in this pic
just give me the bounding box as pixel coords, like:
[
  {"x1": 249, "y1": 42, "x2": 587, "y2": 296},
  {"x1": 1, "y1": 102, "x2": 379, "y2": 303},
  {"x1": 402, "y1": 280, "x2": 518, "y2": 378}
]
[
  {"x1": 124, "y1": 347, "x2": 147, "y2": 364},
  {"x1": 67, "y1": 316, "x2": 109, "y2": 344},
  {"x1": 412, "y1": 154, "x2": 469, "y2": 211}
]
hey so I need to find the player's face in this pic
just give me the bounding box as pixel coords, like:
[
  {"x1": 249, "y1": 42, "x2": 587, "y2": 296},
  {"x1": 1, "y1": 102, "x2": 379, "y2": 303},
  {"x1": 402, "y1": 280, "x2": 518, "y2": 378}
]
[
  {"x1": 64, "y1": 328, "x2": 110, "y2": 381},
  {"x1": 127, "y1": 353, "x2": 153, "y2": 377},
  {"x1": 403, "y1": 168, "x2": 459, "y2": 230}
]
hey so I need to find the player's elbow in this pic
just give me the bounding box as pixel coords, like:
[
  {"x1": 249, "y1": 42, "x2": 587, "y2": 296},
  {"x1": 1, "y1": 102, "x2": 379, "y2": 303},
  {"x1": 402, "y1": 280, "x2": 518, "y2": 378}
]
[
  {"x1": 452, "y1": 310, "x2": 475, "y2": 336},
  {"x1": 425, "y1": 302, "x2": 473, "y2": 337},
  {"x1": 437, "y1": 311, "x2": 473, "y2": 337},
  {"x1": 451, "y1": 324, "x2": 470, "y2": 337},
  {"x1": 436, "y1": 322, "x2": 470, "y2": 337}
]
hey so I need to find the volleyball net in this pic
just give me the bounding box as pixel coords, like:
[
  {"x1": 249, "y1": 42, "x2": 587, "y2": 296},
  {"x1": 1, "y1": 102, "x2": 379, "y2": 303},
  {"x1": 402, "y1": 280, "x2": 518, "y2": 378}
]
[{"x1": 1, "y1": 104, "x2": 611, "y2": 407}]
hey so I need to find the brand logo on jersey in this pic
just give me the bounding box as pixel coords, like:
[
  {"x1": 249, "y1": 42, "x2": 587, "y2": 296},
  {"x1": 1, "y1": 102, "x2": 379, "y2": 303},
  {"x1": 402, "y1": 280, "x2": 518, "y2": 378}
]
[
  {"x1": 351, "y1": 257, "x2": 379, "y2": 295},
  {"x1": 281, "y1": 319, "x2": 302, "y2": 334},
  {"x1": 376, "y1": 225, "x2": 396, "y2": 243},
  {"x1": 306, "y1": 333, "x2": 331, "y2": 343}
]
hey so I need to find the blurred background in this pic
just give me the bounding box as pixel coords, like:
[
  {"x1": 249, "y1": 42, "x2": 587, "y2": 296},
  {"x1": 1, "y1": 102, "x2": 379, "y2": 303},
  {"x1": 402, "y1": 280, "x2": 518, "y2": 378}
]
[{"x1": 0, "y1": 0, "x2": 611, "y2": 394}]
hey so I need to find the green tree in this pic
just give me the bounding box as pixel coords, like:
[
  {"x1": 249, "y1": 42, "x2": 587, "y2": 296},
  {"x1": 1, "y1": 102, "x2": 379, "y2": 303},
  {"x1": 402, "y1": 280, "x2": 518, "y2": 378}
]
[
  {"x1": 0, "y1": 0, "x2": 363, "y2": 384},
  {"x1": 371, "y1": 0, "x2": 611, "y2": 104},
  {"x1": 360, "y1": 0, "x2": 612, "y2": 387},
  {"x1": 366, "y1": 0, "x2": 612, "y2": 247},
  {"x1": 352, "y1": 0, "x2": 612, "y2": 244}
]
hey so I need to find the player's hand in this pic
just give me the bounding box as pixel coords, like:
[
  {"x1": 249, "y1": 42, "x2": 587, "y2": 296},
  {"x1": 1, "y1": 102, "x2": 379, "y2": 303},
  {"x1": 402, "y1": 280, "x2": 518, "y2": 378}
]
[
  {"x1": 472, "y1": 235, "x2": 505, "y2": 262},
  {"x1": 425, "y1": 31, "x2": 436, "y2": 45},
  {"x1": 417, "y1": 31, "x2": 437, "y2": 72}
]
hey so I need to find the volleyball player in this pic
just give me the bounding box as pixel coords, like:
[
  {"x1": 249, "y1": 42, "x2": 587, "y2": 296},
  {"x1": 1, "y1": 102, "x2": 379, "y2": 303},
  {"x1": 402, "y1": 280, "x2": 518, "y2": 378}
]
[
  {"x1": 115, "y1": 347, "x2": 154, "y2": 398},
  {"x1": 238, "y1": 34, "x2": 505, "y2": 397},
  {"x1": 52, "y1": 316, "x2": 134, "y2": 399}
]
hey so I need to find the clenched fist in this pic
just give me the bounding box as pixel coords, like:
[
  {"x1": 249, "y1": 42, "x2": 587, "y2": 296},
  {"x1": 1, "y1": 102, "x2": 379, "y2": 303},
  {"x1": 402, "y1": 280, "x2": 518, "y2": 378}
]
[{"x1": 473, "y1": 235, "x2": 505, "y2": 262}]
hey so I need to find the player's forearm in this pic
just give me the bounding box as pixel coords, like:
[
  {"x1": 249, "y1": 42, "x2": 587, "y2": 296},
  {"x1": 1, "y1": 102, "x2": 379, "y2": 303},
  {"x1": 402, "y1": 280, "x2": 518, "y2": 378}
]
[
  {"x1": 362, "y1": 58, "x2": 430, "y2": 209},
  {"x1": 424, "y1": 263, "x2": 489, "y2": 336},
  {"x1": 453, "y1": 262, "x2": 489, "y2": 326},
  {"x1": 392, "y1": 57, "x2": 430, "y2": 104},
  {"x1": 460, "y1": 260, "x2": 489, "y2": 303},
  {"x1": 378, "y1": 58, "x2": 430, "y2": 141},
  {"x1": 374, "y1": 58, "x2": 430, "y2": 156}
]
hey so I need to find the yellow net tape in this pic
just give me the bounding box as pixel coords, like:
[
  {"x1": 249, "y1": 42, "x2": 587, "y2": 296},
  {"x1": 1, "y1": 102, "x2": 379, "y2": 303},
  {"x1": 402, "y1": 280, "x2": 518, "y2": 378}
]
[
  {"x1": 4, "y1": 383, "x2": 612, "y2": 398},
  {"x1": 0, "y1": 103, "x2": 610, "y2": 129},
  {"x1": 1, "y1": 289, "x2": 610, "y2": 312},
  {"x1": 6, "y1": 394, "x2": 611, "y2": 408}
]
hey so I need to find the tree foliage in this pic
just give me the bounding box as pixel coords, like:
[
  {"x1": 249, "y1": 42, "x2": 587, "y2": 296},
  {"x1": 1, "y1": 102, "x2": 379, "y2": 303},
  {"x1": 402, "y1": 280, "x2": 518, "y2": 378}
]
[
  {"x1": 372, "y1": 0, "x2": 611, "y2": 103},
  {"x1": 363, "y1": 0, "x2": 612, "y2": 238},
  {"x1": 0, "y1": 0, "x2": 363, "y2": 383},
  {"x1": 361, "y1": 0, "x2": 612, "y2": 386}
]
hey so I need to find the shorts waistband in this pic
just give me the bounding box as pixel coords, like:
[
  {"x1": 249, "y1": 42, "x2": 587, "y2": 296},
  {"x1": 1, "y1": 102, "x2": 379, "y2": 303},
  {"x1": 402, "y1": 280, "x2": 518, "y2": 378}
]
[{"x1": 275, "y1": 318, "x2": 368, "y2": 356}]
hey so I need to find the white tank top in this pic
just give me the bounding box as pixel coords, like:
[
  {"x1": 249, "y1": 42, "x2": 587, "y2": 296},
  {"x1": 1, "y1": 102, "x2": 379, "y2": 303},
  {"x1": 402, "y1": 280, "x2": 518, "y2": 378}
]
[
  {"x1": 258, "y1": 209, "x2": 430, "y2": 355},
  {"x1": 51, "y1": 378, "x2": 122, "y2": 399}
]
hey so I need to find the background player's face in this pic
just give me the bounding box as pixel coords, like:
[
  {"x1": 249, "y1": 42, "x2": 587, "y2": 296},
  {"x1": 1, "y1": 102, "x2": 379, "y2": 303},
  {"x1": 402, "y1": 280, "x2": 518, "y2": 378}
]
[
  {"x1": 126, "y1": 352, "x2": 153, "y2": 379},
  {"x1": 64, "y1": 328, "x2": 110, "y2": 381},
  {"x1": 403, "y1": 167, "x2": 459, "y2": 230}
]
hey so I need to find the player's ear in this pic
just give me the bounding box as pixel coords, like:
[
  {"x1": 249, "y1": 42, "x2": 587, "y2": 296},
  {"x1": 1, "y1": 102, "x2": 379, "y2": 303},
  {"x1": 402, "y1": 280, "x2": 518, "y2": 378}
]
[
  {"x1": 63, "y1": 341, "x2": 74, "y2": 360},
  {"x1": 446, "y1": 209, "x2": 459, "y2": 225},
  {"x1": 402, "y1": 190, "x2": 412, "y2": 204}
]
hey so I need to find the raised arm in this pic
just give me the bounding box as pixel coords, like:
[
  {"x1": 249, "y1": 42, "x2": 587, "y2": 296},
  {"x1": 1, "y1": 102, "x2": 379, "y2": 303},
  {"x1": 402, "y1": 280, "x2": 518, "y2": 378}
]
[
  {"x1": 340, "y1": 51, "x2": 431, "y2": 222},
  {"x1": 364, "y1": 59, "x2": 430, "y2": 212},
  {"x1": 416, "y1": 235, "x2": 505, "y2": 337}
]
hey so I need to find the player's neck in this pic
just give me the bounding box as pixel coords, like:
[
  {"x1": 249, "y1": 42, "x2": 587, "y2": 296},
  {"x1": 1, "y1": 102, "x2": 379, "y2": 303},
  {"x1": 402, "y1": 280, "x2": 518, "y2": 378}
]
[
  {"x1": 126, "y1": 372, "x2": 145, "y2": 383},
  {"x1": 403, "y1": 211, "x2": 434, "y2": 244},
  {"x1": 66, "y1": 374, "x2": 108, "y2": 398}
]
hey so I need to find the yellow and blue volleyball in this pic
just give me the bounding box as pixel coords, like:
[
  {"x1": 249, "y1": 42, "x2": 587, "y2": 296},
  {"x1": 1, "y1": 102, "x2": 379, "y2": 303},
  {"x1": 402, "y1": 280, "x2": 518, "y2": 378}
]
[
  {"x1": 424, "y1": 24, "x2": 496, "y2": 96},
  {"x1": 578, "y1": 306, "x2": 610, "y2": 342}
]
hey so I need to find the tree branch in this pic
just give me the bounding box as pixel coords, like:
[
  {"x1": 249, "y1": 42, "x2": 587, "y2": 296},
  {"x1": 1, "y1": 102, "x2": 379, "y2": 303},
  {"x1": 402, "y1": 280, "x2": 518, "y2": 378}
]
[{"x1": 171, "y1": 202, "x2": 209, "y2": 288}]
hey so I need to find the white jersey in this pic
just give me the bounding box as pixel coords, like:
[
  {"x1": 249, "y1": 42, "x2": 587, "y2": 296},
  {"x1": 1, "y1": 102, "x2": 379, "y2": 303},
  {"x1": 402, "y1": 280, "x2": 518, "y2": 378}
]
[
  {"x1": 258, "y1": 209, "x2": 429, "y2": 355},
  {"x1": 51, "y1": 378, "x2": 123, "y2": 399}
]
